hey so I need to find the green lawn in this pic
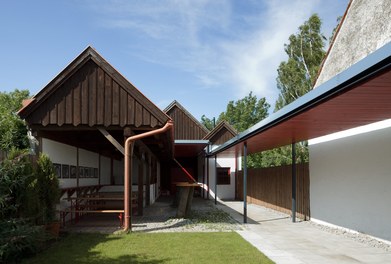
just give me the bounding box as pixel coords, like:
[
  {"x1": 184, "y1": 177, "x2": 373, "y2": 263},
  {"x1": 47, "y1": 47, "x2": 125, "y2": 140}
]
[{"x1": 23, "y1": 232, "x2": 274, "y2": 264}]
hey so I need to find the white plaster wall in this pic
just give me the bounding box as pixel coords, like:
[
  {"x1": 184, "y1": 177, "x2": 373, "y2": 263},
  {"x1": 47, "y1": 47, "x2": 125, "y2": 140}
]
[
  {"x1": 79, "y1": 148, "x2": 99, "y2": 187},
  {"x1": 309, "y1": 125, "x2": 391, "y2": 241},
  {"x1": 100, "y1": 156, "x2": 111, "y2": 185},
  {"x1": 315, "y1": 0, "x2": 391, "y2": 87},
  {"x1": 113, "y1": 159, "x2": 124, "y2": 185},
  {"x1": 42, "y1": 138, "x2": 77, "y2": 188},
  {"x1": 207, "y1": 157, "x2": 236, "y2": 200}
]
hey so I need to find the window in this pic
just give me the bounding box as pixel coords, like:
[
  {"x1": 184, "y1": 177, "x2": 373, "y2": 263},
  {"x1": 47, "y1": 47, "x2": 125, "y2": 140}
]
[{"x1": 216, "y1": 167, "x2": 231, "y2": 185}]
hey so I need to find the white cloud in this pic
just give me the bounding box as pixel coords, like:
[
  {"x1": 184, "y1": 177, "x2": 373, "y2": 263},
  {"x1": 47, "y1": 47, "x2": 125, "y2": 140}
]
[
  {"x1": 86, "y1": 0, "x2": 342, "y2": 107},
  {"x1": 220, "y1": 0, "x2": 321, "y2": 103}
]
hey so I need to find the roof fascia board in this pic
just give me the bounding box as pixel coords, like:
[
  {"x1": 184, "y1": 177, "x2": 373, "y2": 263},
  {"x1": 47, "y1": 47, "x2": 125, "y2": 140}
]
[
  {"x1": 210, "y1": 41, "x2": 391, "y2": 156},
  {"x1": 20, "y1": 46, "x2": 170, "y2": 125},
  {"x1": 175, "y1": 140, "x2": 210, "y2": 144},
  {"x1": 204, "y1": 121, "x2": 237, "y2": 140},
  {"x1": 19, "y1": 47, "x2": 93, "y2": 118}
]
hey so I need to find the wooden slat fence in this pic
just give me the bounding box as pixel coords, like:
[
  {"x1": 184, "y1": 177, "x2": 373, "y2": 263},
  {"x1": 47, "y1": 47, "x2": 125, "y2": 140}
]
[{"x1": 237, "y1": 163, "x2": 310, "y2": 220}]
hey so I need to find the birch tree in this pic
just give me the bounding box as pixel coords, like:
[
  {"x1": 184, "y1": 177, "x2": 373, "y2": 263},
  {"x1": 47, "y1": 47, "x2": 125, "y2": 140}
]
[{"x1": 275, "y1": 14, "x2": 326, "y2": 111}]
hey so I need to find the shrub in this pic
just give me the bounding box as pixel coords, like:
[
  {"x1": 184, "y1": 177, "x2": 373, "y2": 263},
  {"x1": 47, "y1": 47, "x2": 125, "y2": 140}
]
[
  {"x1": 0, "y1": 151, "x2": 60, "y2": 262},
  {"x1": 34, "y1": 153, "x2": 60, "y2": 224},
  {"x1": 0, "y1": 149, "x2": 34, "y2": 220},
  {"x1": 0, "y1": 219, "x2": 47, "y2": 263}
]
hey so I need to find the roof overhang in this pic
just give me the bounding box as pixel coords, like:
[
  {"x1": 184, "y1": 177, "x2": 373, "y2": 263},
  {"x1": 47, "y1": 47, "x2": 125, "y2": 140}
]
[
  {"x1": 210, "y1": 41, "x2": 391, "y2": 158},
  {"x1": 174, "y1": 140, "x2": 209, "y2": 158}
]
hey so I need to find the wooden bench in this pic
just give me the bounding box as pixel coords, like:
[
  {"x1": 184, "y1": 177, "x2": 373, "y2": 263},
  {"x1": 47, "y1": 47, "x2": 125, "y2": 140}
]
[{"x1": 60, "y1": 208, "x2": 125, "y2": 227}]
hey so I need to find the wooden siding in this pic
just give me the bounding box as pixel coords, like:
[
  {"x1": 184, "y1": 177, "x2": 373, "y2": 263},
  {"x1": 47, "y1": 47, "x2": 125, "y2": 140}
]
[
  {"x1": 27, "y1": 60, "x2": 162, "y2": 128},
  {"x1": 166, "y1": 105, "x2": 208, "y2": 140},
  {"x1": 237, "y1": 163, "x2": 310, "y2": 220},
  {"x1": 208, "y1": 126, "x2": 235, "y2": 145}
]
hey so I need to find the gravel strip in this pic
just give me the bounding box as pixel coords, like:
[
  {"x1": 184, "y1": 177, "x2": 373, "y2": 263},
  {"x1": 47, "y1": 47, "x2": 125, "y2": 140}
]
[
  {"x1": 131, "y1": 199, "x2": 242, "y2": 233},
  {"x1": 306, "y1": 220, "x2": 391, "y2": 252}
]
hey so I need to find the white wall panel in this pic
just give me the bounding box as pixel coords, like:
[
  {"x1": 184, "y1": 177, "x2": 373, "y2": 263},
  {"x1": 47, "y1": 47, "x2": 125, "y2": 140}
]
[{"x1": 310, "y1": 125, "x2": 391, "y2": 241}]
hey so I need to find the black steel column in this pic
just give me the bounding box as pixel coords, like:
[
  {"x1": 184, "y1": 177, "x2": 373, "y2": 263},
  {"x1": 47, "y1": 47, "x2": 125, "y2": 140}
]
[
  {"x1": 214, "y1": 155, "x2": 217, "y2": 205},
  {"x1": 292, "y1": 143, "x2": 296, "y2": 223},
  {"x1": 206, "y1": 144, "x2": 210, "y2": 200},
  {"x1": 243, "y1": 142, "x2": 248, "y2": 223}
]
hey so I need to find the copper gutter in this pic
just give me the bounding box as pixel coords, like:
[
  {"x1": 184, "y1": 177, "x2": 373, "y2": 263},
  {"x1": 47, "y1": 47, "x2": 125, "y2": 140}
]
[{"x1": 124, "y1": 120, "x2": 174, "y2": 231}]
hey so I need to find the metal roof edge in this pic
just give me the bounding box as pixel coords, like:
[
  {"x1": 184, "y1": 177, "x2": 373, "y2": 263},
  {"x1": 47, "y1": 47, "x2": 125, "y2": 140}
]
[
  {"x1": 209, "y1": 41, "x2": 391, "y2": 157},
  {"x1": 175, "y1": 140, "x2": 210, "y2": 144}
]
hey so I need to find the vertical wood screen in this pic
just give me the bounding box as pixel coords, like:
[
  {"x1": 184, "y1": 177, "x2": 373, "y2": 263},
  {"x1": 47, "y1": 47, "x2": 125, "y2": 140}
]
[{"x1": 236, "y1": 163, "x2": 310, "y2": 220}]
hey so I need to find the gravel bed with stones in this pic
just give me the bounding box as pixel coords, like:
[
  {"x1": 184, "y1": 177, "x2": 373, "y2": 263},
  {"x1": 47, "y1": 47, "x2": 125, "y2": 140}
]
[
  {"x1": 305, "y1": 221, "x2": 391, "y2": 252},
  {"x1": 131, "y1": 198, "x2": 242, "y2": 233}
]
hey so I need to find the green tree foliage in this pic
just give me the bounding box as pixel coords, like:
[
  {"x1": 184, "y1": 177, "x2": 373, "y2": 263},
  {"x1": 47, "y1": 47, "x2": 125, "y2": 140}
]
[
  {"x1": 217, "y1": 92, "x2": 270, "y2": 132},
  {"x1": 0, "y1": 218, "x2": 46, "y2": 262},
  {"x1": 262, "y1": 14, "x2": 327, "y2": 167},
  {"x1": 200, "y1": 15, "x2": 332, "y2": 168},
  {"x1": 329, "y1": 16, "x2": 342, "y2": 45},
  {"x1": 34, "y1": 153, "x2": 60, "y2": 224},
  {"x1": 0, "y1": 89, "x2": 30, "y2": 151},
  {"x1": 275, "y1": 14, "x2": 326, "y2": 111},
  {"x1": 0, "y1": 149, "x2": 34, "y2": 220},
  {"x1": 0, "y1": 151, "x2": 59, "y2": 262},
  {"x1": 200, "y1": 115, "x2": 215, "y2": 131},
  {"x1": 201, "y1": 92, "x2": 270, "y2": 168}
]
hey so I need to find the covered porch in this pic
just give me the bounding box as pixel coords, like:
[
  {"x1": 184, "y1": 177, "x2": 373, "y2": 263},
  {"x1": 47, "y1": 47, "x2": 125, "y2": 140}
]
[{"x1": 18, "y1": 46, "x2": 174, "y2": 231}]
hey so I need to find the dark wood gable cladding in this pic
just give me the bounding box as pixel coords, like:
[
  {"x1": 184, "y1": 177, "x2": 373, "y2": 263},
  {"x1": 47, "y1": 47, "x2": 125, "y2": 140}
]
[
  {"x1": 25, "y1": 60, "x2": 161, "y2": 128},
  {"x1": 18, "y1": 47, "x2": 173, "y2": 159},
  {"x1": 164, "y1": 101, "x2": 209, "y2": 140},
  {"x1": 19, "y1": 46, "x2": 169, "y2": 130},
  {"x1": 204, "y1": 121, "x2": 237, "y2": 145}
]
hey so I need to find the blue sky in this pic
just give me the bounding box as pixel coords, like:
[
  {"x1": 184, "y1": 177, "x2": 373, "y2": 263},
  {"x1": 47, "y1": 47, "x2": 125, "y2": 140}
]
[{"x1": 0, "y1": 0, "x2": 349, "y2": 120}]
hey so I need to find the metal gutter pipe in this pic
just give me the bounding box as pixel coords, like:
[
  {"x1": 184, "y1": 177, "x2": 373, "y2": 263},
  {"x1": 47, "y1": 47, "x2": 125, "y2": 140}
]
[{"x1": 124, "y1": 120, "x2": 174, "y2": 231}]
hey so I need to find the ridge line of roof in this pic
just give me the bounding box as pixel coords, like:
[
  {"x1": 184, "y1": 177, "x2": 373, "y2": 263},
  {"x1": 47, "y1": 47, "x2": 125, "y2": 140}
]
[
  {"x1": 203, "y1": 120, "x2": 237, "y2": 140},
  {"x1": 164, "y1": 100, "x2": 209, "y2": 133},
  {"x1": 19, "y1": 46, "x2": 171, "y2": 125}
]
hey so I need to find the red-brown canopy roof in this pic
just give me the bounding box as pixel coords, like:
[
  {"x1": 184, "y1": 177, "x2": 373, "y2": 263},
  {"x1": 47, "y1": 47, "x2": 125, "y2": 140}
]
[{"x1": 211, "y1": 43, "x2": 391, "y2": 158}]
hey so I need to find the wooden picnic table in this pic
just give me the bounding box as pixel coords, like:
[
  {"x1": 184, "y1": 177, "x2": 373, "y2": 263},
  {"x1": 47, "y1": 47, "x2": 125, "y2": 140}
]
[
  {"x1": 174, "y1": 182, "x2": 201, "y2": 218},
  {"x1": 60, "y1": 194, "x2": 137, "y2": 227}
]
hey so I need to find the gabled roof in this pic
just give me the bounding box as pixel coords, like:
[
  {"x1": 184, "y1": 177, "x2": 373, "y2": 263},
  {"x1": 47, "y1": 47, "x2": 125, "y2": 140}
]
[
  {"x1": 164, "y1": 100, "x2": 209, "y2": 140},
  {"x1": 204, "y1": 121, "x2": 237, "y2": 145},
  {"x1": 19, "y1": 46, "x2": 170, "y2": 128},
  {"x1": 315, "y1": 0, "x2": 391, "y2": 88}
]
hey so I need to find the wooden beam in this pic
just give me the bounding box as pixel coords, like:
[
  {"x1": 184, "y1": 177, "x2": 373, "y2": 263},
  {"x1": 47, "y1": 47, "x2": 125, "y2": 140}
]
[{"x1": 97, "y1": 127, "x2": 125, "y2": 155}]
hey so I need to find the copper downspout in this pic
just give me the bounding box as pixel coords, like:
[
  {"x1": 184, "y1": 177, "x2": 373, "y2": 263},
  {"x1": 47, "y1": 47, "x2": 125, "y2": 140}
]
[{"x1": 124, "y1": 120, "x2": 173, "y2": 231}]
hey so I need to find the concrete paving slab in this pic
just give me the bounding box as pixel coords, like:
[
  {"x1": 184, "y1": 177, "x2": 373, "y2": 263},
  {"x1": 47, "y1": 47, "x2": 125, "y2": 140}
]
[{"x1": 217, "y1": 201, "x2": 391, "y2": 264}]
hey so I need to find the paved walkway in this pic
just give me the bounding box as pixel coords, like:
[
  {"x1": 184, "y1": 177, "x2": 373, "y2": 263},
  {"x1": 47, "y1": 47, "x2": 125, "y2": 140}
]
[{"x1": 217, "y1": 201, "x2": 391, "y2": 264}]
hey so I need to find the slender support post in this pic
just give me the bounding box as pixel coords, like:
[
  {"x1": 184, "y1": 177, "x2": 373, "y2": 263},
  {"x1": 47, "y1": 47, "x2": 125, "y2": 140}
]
[
  {"x1": 124, "y1": 142, "x2": 133, "y2": 231},
  {"x1": 243, "y1": 142, "x2": 248, "y2": 223},
  {"x1": 202, "y1": 164, "x2": 205, "y2": 198},
  {"x1": 292, "y1": 143, "x2": 296, "y2": 223},
  {"x1": 206, "y1": 145, "x2": 210, "y2": 199},
  {"x1": 214, "y1": 155, "x2": 217, "y2": 205},
  {"x1": 76, "y1": 148, "x2": 79, "y2": 188}
]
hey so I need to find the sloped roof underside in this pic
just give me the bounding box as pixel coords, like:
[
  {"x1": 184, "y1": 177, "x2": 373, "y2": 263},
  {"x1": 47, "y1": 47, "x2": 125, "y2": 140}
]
[{"x1": 211, "y1": 42, "x2": 391, "y2": 158}]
